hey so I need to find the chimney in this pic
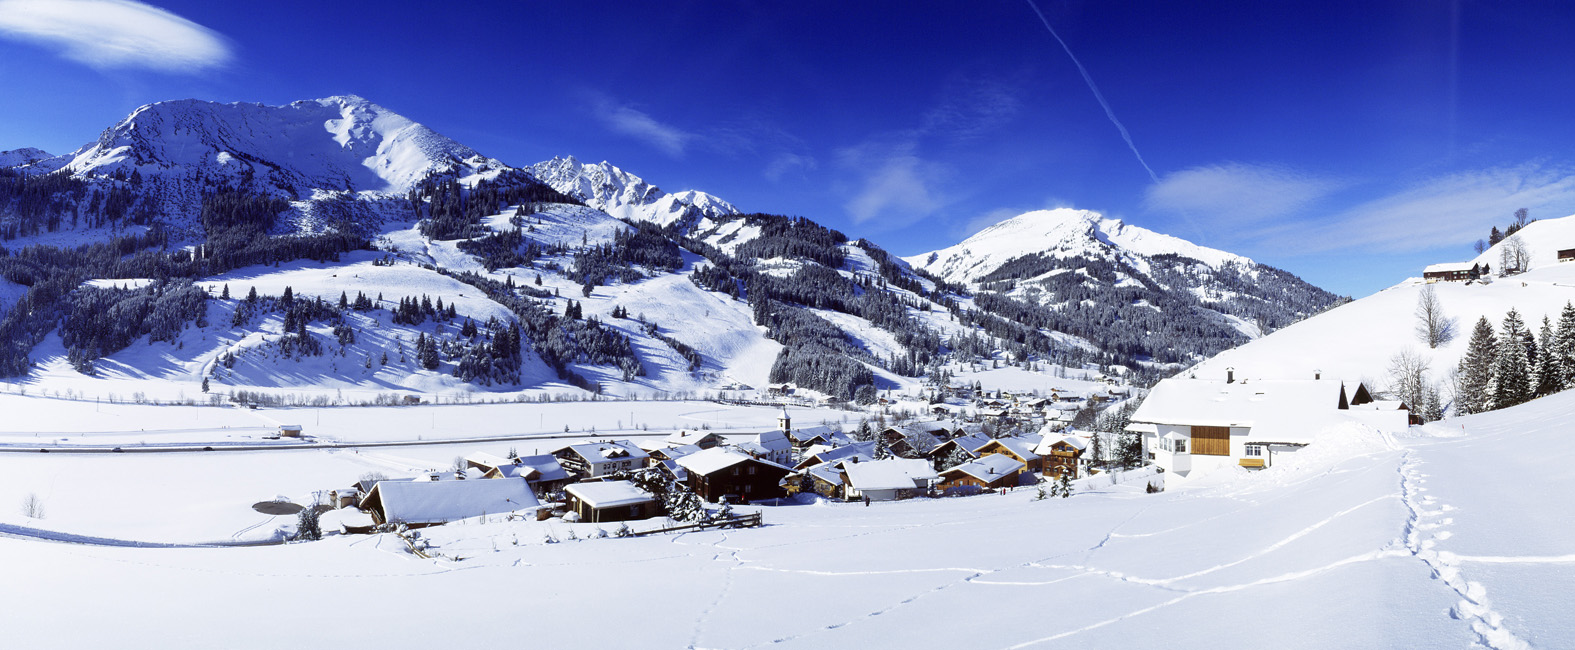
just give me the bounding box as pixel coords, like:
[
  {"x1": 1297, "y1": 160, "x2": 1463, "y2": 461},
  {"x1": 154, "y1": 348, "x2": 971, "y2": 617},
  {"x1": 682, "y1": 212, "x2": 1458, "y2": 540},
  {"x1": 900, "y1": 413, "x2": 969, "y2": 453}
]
[
  {"x1": 1314, "y1": 369, "x2": 1322, "y2": 380},
  {"x1": 1227, "y1": 367, "x2": 1235, "y2": 383}
]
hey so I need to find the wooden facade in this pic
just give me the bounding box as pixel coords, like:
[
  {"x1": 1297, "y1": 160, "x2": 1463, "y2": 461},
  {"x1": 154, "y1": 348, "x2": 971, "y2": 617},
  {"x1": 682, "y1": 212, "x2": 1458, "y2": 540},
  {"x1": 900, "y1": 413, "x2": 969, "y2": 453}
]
[
  {"x1": 686, "y1": 459, "x2": 792, "y2": 503},
  {"x1": 1190, "y1": 426, "x2": 1231, "y2": 456},
  {"x1": 1041, "y1": 441, "x2": 1083, "y2": 479},
  {"x1": 1561, "y1": 248, "x2": 1575, "y2": 263}
]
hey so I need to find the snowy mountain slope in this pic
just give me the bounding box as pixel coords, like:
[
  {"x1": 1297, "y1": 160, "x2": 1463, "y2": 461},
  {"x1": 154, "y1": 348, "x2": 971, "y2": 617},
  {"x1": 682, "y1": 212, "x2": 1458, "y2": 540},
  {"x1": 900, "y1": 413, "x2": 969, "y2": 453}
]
[
  {"x1": 907, "y1": 208, "x2": 1247, "y2": 285},
  {"x1": 1192, "y1": 216, "x2": 1575, "y2": 391},
  {"x1": 1470, "y1": 215, "x2": 1575, "y2": 273},
  {"x1": 530, "y1": 156, "x2": 739, "y2": 232},
  {"x1": 905, "y1": 208, "x2": 1342, "y2": 370}
]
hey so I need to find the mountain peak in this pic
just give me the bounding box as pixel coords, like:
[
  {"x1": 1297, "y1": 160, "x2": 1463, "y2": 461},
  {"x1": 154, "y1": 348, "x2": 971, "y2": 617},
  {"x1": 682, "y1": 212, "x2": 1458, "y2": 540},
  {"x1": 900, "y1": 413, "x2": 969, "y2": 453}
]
[
  {"x1": 66, "y1": 96, "x2": 495, "y2": 196},
  {"x1": 908, "y1": 207, "x2": 1248, "y2": 285},
  {"x1": 530, "y1": 157, "x2": 738, "y2": 230}
]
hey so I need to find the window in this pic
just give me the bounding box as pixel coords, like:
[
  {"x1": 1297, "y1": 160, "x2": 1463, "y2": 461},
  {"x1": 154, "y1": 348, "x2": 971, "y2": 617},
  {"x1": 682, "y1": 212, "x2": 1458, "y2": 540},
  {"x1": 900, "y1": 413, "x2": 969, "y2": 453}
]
[
  {"x1": 1175, "y1": 439, "x2": 1187, "y2": 453},
  {"x1": 748, "y1": 466, "x2": 757, "y2": 475},
  {"x1": 1245, "y1": 444, "x2": 1263, "y2": 457}
]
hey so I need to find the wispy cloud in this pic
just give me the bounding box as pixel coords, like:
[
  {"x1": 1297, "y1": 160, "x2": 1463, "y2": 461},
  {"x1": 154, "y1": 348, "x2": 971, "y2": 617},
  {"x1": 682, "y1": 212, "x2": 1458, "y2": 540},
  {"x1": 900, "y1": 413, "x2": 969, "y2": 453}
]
[
  {"x1": 0, "y1": 0, "x2": 231, "y2": 73},
  {"x1": 921, "y1": 78, "x2": 1022, "y2": 141},
  {"x1": 764, "y1": 152, "x2": 816, "y2": 182},
  {"x1": 1267, "y1": 164, "x2": 1575, "y2": 254},
  {"x1": 1144, "y1": 162, "x2": 1341, "y2": 229},
  {"x1": 838, "y1": 141, "x2": 945, "y2": 226},
  {"x1": 591, "y1": 99, "x2": 696, "y2": 158}
]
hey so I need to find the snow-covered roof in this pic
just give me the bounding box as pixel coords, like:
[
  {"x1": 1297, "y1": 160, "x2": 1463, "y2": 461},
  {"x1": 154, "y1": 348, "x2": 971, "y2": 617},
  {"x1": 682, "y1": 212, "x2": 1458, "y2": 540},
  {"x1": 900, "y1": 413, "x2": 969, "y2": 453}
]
[
  {"x1": 1131, "y1": 378, "x2": 1354, "y2": 444},
  {"x1": 1424, "y1": 262, "x2": 1476, "y2": 273},
  {"x1": 797, "y1": 441, "x2": 877, "y2": 469},
  {"x1": 499, "y1": 454, "x2": 569, "y2": 483},
  {"x1": 665, "y1": 430, "x2": 717, "y2": 445},
  {"x1": 1034, "y1": 435, "x2": 1087, "y2": 455},
  {"x1": 563, "y1": 441, "x2": 648, "y2": 463},
  {"x1": 942, "y1": 454, "x2": 1025, "y2": 482},
  {"x1": 565, "y1": 481, "x2": 655, "y2": 509},
  {"x1": 677, "y1": 447, "x2": 790, "y2": 476},
  {"x1": 885, "y1": 425, "x2": 944, "y2": 454},
  {"x1": 755, "y1": 428, "x2": 792, "y2": 452},
  {"x1": 805, "y1": 463, "x2": 846, "y2": 486},
  {"x1": 844, "y1": 459, "x2": 938, "y2": 492},
  {"x1": 788, "y1": 424, "x2": 840, "y2": 442},
  {"x1": 984, "y1": 435, "x2": 1042, "y2": 461},
  {"x1": 939, "y1": 433, "x2": 995, "y2": 455},
  {"x1": 365, "y1": 477, "x2": 539, "y2": 525}
]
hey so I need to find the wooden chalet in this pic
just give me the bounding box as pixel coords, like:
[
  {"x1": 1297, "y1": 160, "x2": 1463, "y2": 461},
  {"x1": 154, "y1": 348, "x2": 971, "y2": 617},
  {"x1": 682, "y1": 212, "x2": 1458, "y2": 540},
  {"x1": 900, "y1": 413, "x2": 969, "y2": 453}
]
[
  {"x1": 1423, "y1": 262, "x2": 1482, "y2": 283},
  {"x1": 1561, "y1": 248, "x2": 1575, "y2": 263},
  {"x1": 1031, "y1": 434, "x2": 1086, "y2": 479},
  {"x1": 676, "y1": 447, "x2": 793, "y2": 503},
  {"x1": 937, "y1": 454, "x2": 1024, "y2": 491},
  {"x1": 564, "y1": 481, "x2": 658, "y2": 523},
  {"x1": 975, "y1": 435, "x2": 1043, "y2": 473},
  {"x1": 553, "y1": 441, "x2": 649, "y2": 479}
]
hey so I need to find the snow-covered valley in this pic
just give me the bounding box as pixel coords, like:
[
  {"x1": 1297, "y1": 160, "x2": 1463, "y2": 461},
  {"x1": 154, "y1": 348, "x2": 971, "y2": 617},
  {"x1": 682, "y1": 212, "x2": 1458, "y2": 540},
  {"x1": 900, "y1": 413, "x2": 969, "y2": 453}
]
[{"x1": 2, "y1": 390, "x2": 1571, "y2": 648}]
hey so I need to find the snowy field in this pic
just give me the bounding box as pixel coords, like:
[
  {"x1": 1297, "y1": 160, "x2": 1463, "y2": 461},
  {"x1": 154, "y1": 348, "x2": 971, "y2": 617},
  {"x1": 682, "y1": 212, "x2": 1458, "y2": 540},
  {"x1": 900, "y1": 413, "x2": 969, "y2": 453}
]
[{"x1": 2, "y1": 390, "x2": 1572, "y2": 648}]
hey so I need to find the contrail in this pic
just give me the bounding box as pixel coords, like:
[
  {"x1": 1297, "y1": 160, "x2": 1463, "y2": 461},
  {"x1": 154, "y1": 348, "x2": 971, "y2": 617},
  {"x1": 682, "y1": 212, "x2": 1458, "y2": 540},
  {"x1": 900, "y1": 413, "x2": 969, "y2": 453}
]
[{"x1": 1025, "y1": 0, "x2": 1159, "y2": 183}]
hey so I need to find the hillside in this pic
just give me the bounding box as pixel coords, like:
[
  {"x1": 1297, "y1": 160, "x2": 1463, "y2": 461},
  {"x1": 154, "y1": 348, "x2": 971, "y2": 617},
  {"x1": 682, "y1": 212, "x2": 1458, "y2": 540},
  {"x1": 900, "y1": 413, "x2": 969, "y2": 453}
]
[{"x1": 1191, "y1": 214, "x2": 1575, "y2": 400}]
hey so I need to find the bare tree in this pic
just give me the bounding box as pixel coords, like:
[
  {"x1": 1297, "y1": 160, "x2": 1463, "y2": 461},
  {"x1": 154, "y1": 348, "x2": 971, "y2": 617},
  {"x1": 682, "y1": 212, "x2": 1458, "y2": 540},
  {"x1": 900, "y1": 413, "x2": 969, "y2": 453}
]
[
  {"x1": 1415, "y1": 284, "x2": 1457, "y2": 349},
  {"x1": 1500, "y1": 234, "x2": 1530, "y2": 275},
  {"x1": 20, "y1": 492, "x2": 44, "y2": 519},
  {"x1": 1474, "y1": 239, "x2": 1487, "y2": 254},
  {"x1": 1387, "y1": 348, "x2": 1431, "y2": 415}
]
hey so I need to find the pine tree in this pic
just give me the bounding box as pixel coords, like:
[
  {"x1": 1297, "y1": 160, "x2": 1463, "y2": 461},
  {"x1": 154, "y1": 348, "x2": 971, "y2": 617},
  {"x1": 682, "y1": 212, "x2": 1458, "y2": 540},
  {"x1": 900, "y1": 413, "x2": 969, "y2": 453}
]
[
  {"x1": 1493, "y1": 309, "x2": 1533, "y2": 409},
  {"x1": 1536, "y1": 316, "x2": 1561, "y2": 396},
  {"x1": 296, "y1": 504, "x2": 321, "y2": 541},
  {"x1": 201, "y1": 377, "x2": 210, "y2": 393},
  {"x1": 1455, "y1": 316, "x2": 1497, "y2": 415},
  {"x1": 874, "y1": 431, "x2": 892, "y2": 460},
  {"x1": 1559, "y1": 301, "x2": 1575, "y2": 388},
  {"x1": 220, "y1": 284, "x2": 230, "y2": 300},
  {"x1": 1056, "y1": 471, "x2": 1073, "y2": 498}
]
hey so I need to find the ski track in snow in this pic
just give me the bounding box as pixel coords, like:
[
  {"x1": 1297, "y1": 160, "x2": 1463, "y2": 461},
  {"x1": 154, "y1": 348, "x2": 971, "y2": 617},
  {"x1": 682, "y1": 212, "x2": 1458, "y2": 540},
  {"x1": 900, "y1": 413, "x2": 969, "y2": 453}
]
[{"x1": 1397, "y1": 452, "x2": 1529, "y2": 650}]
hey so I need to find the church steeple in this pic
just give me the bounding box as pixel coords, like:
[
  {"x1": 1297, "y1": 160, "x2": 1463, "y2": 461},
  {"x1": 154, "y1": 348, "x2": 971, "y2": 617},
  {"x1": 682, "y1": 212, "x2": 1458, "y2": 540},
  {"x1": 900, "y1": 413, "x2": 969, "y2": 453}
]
[{"x1": 778, "y1": 409, "x2": 791, "y2": 435}]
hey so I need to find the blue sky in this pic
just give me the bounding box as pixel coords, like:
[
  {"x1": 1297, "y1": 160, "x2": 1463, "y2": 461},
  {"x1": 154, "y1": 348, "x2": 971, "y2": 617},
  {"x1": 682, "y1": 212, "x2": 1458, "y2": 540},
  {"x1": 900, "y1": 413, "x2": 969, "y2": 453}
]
[{"x1": 2, "y1": 1, "x2": 1574, "y2": 297}]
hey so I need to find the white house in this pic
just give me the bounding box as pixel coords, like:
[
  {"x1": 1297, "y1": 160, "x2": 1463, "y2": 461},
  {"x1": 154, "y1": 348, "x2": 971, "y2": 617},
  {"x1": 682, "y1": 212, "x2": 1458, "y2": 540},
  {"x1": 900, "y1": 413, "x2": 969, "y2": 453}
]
[
  {"x1": 735, "y1": 428, "x2": 794, "y2": 466},
  {"x1": 553, "y1": 441, "x2": 650, "y2": 479},
  {"x1": 1131, "y1": 378, "x2": 1406, "y2": 477},
  {"x1": 843, "y1": 458, "x2": 939, "y2": 502},
  {"x1": 359, "y1": 477, "x2": 539, "y2": 528}
]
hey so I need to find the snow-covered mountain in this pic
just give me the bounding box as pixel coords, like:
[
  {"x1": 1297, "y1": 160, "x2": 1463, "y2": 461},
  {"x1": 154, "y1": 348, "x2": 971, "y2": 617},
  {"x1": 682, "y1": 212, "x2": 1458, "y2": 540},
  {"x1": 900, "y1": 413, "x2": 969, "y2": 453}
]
[
  {"x1": 65, "y1": 95, "x2": 503, "y2": 196},
  {"x1": 530, "y1": 156, "x2": 739, "y2": 232},
  {"x1": 906, "y1": 208, "x2": 1342, "y2": 366},
  {"x1": 0, "y1": 147, "x2": 54, "y2": 169},
  {"x1": 909, "y1": 208, "x2": 1246, "y2": 285},
  {"x1": 0, "y1": 95, "x2": 1340, "y2": 402}
]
